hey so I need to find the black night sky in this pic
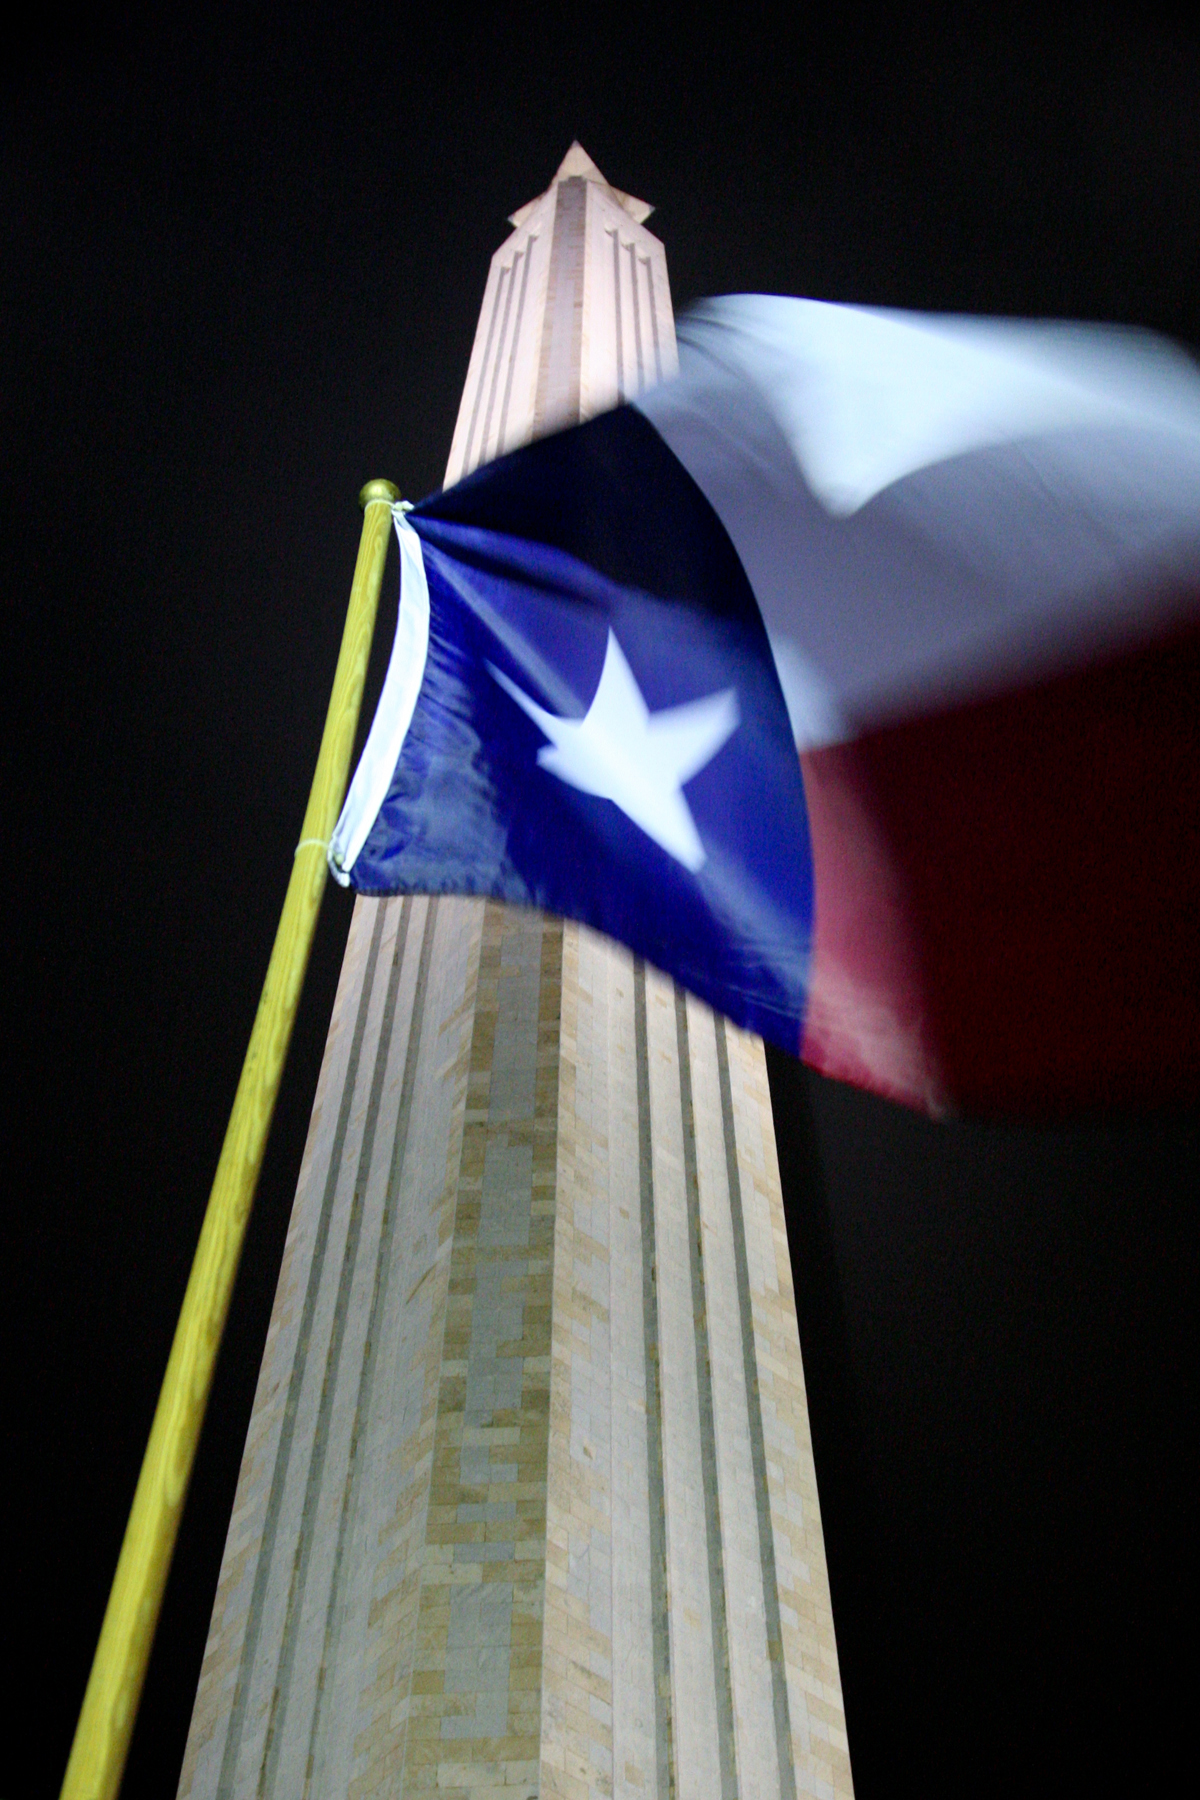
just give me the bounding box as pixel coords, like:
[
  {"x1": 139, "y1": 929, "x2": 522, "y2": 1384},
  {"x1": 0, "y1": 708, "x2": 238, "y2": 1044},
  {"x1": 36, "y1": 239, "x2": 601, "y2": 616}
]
[{"x1": 5, "y1": 7, "x2": 1197, "y2": 1796}]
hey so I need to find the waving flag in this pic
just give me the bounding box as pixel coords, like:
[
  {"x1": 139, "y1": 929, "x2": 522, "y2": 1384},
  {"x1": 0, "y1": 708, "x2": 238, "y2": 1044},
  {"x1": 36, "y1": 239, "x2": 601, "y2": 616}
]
[{"x1": 331, "y1": 297, "x2": 1200, "y2": 1115}]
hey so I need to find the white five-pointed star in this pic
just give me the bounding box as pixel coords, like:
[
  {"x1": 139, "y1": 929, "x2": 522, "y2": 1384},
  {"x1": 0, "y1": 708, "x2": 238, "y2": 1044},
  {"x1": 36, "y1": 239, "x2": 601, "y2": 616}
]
[{"x1": 488, "y1": 629, "x2": 739, "y2": 872}]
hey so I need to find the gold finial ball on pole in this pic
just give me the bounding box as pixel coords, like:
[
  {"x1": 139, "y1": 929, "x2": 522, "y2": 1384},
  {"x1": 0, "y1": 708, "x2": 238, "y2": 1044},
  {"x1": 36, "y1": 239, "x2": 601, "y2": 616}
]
[{"x1": 359, "y1": 478, "x2": 400, "y2": 508}]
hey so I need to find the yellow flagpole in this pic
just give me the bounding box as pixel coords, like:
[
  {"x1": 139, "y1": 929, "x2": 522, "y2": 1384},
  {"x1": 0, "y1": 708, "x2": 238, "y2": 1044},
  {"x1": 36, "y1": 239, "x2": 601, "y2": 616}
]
[{"x1": 60, "y1": 479, "x2": 399, "y2": 1800}]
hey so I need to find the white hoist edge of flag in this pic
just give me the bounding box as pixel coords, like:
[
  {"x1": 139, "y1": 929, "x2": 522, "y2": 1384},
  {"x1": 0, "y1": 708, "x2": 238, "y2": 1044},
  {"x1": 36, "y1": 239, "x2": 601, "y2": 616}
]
[{"x1": 329, "y1": 506, "x2": 430, "y2": 884}]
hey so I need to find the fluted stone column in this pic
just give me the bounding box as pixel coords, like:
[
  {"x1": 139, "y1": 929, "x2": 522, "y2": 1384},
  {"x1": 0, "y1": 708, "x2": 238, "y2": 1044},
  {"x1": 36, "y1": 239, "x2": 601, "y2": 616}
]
[{"x1": 179, "y1": 143, "x2": 853, "y2": 1800}]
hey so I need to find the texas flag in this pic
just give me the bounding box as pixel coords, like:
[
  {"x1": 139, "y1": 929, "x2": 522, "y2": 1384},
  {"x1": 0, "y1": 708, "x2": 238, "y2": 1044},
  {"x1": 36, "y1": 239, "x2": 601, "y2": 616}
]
[{"x1": 330, "y1": 297, "x2": 1200, "y2": 1116}]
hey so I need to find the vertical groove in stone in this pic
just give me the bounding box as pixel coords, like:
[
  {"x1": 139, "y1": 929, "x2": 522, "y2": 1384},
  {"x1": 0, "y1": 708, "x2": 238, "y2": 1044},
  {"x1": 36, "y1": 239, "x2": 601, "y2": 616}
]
[
  {"x1": 479, "y1": 260, "x2": 515, "y2": 466},
  {"x1": 715, "y1": 1016, "x2": 798, "y2": 1800},
  {"x1": 301, "y1": 896, "x2": 439, "y2": 1790},
  {"x1": 611, "y1": 228, "x2": 625, "y2": 400},
  {"x1": 646, "y1": 258, "x2": 663, "y2": 384},
  {"x1": 674, "y1": 988, "x2": 740, "y2": 1800},
  {"x1": 526, "y1": 909, "x2": 562, "y2": 1748},
  {"x1": 634, "y1": 959, "x2": 675, "y2": 1800},
  {"x1": 258, "y1": 895, "x2": 409, "y2": 1798},
  {"x1": 627, "y1": 242, "x2": 645, "y2": 390},
  {"x1": 368, "y1": 898, "x2": 487, "y2": 1799},
  {"x1": 497, "y1": 242, "x2": 535, "y2": 454},
  {"x1": 215, "y1": 901, "x2": 388, "y2": 1800},
  {"x1": 463, "y1": 262, "x2": 506, "y2": 476}
]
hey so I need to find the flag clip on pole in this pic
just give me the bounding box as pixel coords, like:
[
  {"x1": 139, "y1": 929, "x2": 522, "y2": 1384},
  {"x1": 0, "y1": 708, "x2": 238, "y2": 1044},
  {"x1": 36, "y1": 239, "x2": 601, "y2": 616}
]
[{"x1": 60, "y1": 479, "x2": 400, "y2": 1800}]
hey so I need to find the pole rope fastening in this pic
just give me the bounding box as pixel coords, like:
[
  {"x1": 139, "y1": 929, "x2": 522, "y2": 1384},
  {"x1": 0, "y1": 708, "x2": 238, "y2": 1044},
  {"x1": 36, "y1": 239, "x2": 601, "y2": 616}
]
[{"x1": 294, "y1": 837, "x2": 330, "y2": 858}]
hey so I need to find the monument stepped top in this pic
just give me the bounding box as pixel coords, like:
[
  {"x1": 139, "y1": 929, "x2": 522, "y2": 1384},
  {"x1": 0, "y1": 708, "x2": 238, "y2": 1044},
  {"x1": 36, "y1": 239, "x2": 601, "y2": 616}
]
[{"x1": 508, "y1": 140, "x2": 653, "y2": 229}]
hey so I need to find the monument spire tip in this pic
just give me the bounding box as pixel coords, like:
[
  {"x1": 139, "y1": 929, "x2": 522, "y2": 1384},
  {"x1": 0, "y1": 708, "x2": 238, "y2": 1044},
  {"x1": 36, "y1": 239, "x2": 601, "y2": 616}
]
[{"x1": 507, "y1": 141, "x2": 653, "y2": 228}]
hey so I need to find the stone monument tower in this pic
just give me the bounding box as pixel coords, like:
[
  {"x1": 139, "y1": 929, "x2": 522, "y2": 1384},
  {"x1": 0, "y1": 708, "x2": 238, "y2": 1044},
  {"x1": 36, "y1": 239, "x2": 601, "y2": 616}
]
[{"x1": 178, "y1": 144, "x2": 853, "y2": 1800}]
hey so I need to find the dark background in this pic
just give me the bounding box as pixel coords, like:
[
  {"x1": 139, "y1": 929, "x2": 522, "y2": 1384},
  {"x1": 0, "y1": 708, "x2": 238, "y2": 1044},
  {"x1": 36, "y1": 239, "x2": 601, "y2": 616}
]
[{"x1": 4, "y1": 5, "x2": 1196, "y2": 1795}]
